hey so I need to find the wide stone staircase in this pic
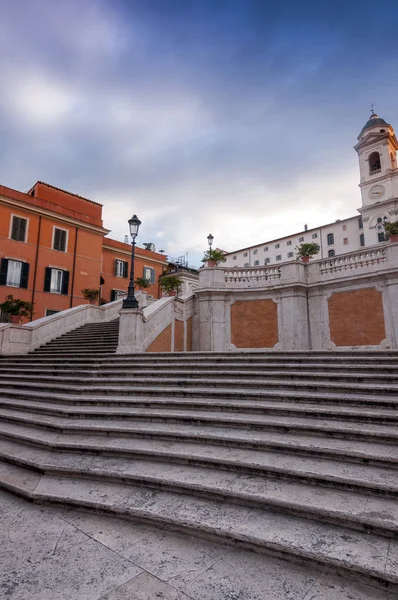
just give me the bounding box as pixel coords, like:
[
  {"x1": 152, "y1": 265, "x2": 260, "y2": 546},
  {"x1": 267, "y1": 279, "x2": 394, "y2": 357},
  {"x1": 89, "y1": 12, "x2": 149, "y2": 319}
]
[{"x1": 0, "y1": 327, "x2": 398, "y2": 592}]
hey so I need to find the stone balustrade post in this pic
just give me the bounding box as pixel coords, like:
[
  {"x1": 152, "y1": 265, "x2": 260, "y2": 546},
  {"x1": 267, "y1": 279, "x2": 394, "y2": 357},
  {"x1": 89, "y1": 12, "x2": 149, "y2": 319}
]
[{"x1": 116, "y1": 308, "x2": 145, "y2": 354}]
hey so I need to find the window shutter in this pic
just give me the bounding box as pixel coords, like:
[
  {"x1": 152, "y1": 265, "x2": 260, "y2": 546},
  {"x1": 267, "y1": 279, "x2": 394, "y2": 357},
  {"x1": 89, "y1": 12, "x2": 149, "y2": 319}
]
[
  {"x1": 11, "y1": 218, "x2": 19, "y2": 240},
  {"x1": 19, "y1": 219, "x2": 27, "y2": 242},
  {"x1": 151, "y1": 269, "x2": 155, "y2": 284},
  {"x1": 44, "y1": 267, "x2": 52, "y2": 292},
  {"x1": 110, "y1": 289, "x2": 117, "y2": 302},
  {"x1": 114, "y1": 260, "x2": 118, "y2": 276},
  {"x1": 0, "y1": 259, "x2": 8, "y2": 285},
  {"x1": 61, "y1": 270, "x2": 70, "y2": 295},
  {"x1": 60, "y1": 230, "x2": 66, "y2": 251},
  {"x1": 20, "y1": 263, "x2": 30, "y2": 289},
  {"x1": 54, "y1": 229, "x2": 60, "y2": 250},
  {"x1": 123, "y1": 261, "x2": 128, "y2": 278}
]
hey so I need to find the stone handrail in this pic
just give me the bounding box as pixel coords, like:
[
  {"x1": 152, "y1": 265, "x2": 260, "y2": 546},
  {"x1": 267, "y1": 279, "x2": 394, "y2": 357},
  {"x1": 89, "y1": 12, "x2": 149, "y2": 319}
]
[
  {"x1": 319, "y1": 248, "x2": 386, "y2": 276},
  {"x1": 224, "y1": 266, "x2": 282, "y2": 286},
  {"x1": 0, "y1": 291, "x2": 148, "y2": 355},
  {"x1": 117, "y1": 293, "x2": 195, "y2": 353}
]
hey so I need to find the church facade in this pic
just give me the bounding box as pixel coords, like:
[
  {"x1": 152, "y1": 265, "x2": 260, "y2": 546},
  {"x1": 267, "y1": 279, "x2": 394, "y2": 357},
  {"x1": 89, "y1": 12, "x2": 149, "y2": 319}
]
[{"x1": 223, "y1": 112, "x2": 398, "y2": 268}]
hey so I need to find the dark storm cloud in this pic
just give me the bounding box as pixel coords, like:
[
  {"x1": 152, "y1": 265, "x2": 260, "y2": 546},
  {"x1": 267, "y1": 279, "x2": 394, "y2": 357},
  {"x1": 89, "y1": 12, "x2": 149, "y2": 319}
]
[{"x1": 0, "y1": 0, "x2": 398, "y2": 262}]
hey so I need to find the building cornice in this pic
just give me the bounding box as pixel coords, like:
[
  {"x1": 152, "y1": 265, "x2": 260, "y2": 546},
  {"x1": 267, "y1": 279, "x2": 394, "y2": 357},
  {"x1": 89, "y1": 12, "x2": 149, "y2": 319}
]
[
  {"x1": 102, "y1": 242, "x2": 167, "y2": 265},
  {"x1": 0, "y1": 195, "x2": 110, "y2": 236}
]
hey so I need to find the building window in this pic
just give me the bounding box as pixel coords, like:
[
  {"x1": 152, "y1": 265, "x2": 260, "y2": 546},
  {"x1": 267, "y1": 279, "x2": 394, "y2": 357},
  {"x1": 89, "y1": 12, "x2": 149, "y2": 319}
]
[
  {"x1": 342, "y1": 224, "x2": 347, "y2": 231},
  {"x1": 369, "y1": 151, "x2": 381, "y2": 173},
  {"x1": 343, "y1": 238, "x2": 349, "y2": 245},
  {"x1": 276, "y1": 255, "x2": 282, "y2": 261},
  {"x1": 253, "y1": 249, "x2": 258, "y2": 255},
  {"x1": 328, "y1": 249, "x2": 335, "y2": 257},
  {"x1": 10, "y1": 216, "x2": 28, "y2": 242},
  {"x1": 275, "y1": 243, "x2": 280, "y2": 249},
  {"x1": 299, "y1": 236, "x2": 304, "y2": 243},
  {"x1": 44, "y1": 267, "x2": 69, "y2": 295},
  {"x1": 359, "y1": 233, "x2": 365, "y2": 246},
  {"x1": 110, "y1": 289, "x2": 125, "y2": 302},
  {"x1": 286, "y1": 241, "x2": 292, "y2": 246},
  {"x1": 327, "y1": 233, "x2": 334, "y2": 245},
  {"x1": 53, "y1": 227, "x2": 68, "y2": 252},
  {"x1": 0, "y1": 258, "x2": 29, "y2": 288},
  {"x1": 243, "y1": 252, "x2": 248, "y2": 257},
  {"x1": 254, "y1": 260, "x2": 259, "y2": 266},
  {"x1": 358, "y1": 217, "x2": 363, "y2": 229},
  {"x1": 232, "y1": 255, "x2": 237, "y2": 260},
  {"x1": 264, "y1": 247, "x2": 268, "y2": 252},
  {"x1": 287, "y1": 252, "x2": 294, "y2": 258},
  {"x1": 244, "y1": 262, "x2": 249, "y2": 267},
  {"x1": 115, "y1": 259, "x2": 128, "y2": 278},
  {"x1": 45, "y1": 309, "x2": 60, "y2": 317},
  {"x1": 312, "y1": 233, "x2": 318, "y2": 239},
  {"x1": 378, "y1": 232, "x2": 386, "y2": 243},
  {"x1": 143, "y1": 266, "x2": 155, "y2": 284},
  {"x1": 264, "y1": 258, "x2": 270, "y2": 264}
]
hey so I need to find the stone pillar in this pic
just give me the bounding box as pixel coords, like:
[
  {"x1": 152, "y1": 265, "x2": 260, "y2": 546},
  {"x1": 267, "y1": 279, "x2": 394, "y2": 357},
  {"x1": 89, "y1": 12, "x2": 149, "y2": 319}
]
[
  {"x1": 196, "y1": 267, "x2": 227, "y2": 351},
  {"x1": 116, "y1": 308, "x2": 144, "y2": 354},
  {"x1": 278, "y1": 288, "x2": 309, "y2": 350}
]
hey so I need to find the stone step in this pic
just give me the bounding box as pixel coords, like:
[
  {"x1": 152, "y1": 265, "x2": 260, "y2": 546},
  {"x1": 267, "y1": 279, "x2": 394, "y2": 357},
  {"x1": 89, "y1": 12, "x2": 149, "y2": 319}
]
[
  {"x1": 2, "y1": 398, "x2": 398, "y2": 464},
  {"x1": 1, "y1": 376, "x2": 397, "y2": 397},
  {"x1": 1, "y1": 362, "x2": 398, "y2": 374},
  {"x1": 1, "y1": 403, "x2": 398, "y2": 446},
  {"x1": 0, "y1": 384, "x2": 396, "y2": 411},
  {"x1": 0, "y1": 459, "x2": 396, "y2": 589},
  {"x1": 1, "y1": 368, "x2": 397, "y2": 384},
  {"x1": 2, "y1": 418, "x2": 398, "y2": 488},
  {"x1": 2, "y1": 437, "x2": 398, "y2": 535},
  {"x1": 1, "y1": 394, "x2": 398, "y2": 424}
]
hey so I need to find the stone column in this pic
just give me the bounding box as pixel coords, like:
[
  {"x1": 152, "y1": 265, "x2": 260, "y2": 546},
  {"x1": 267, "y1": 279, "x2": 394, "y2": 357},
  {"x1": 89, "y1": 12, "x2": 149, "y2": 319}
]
[
  {"x1": 116, "y1": 308, "x2": 144, "y2": 354},
  {"x1": 196, "y1": 267, "x2": 227, "y2": 351}
]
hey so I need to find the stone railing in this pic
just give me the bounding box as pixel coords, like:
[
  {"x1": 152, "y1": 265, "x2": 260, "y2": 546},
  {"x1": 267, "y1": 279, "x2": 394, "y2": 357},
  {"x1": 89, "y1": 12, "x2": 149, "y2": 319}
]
[
  {"x1": 117, "y1": 293, "x2": 195, "y2": 353},
  {"x1": 319, "y1": 248, "x2": 387, "y2": 276},
  {"x1": 0, "y1": 291, "x2": 148, "y2": 355},
  {"x1": 224, "y1": 266, "x2": 282, "y2": 287}
]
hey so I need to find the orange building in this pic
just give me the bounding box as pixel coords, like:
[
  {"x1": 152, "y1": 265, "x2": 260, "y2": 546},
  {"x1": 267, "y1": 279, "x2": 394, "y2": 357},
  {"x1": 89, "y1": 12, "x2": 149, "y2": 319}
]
[{"x1": 0, "y1": 181, "x2": 167, "y2": 322}]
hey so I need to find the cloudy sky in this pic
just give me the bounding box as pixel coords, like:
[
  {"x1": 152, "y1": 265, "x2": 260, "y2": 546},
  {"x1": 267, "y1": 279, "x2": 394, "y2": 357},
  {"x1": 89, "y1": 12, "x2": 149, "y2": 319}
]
[{"x1": 1, "y1": 0, "x2": 398, "y2": 266}]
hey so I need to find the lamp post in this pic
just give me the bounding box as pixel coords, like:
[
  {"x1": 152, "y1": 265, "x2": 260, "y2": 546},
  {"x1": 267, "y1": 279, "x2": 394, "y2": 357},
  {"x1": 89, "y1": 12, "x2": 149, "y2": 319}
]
[
  {"x1": 207, "y1": 233, "x2": 214, "y2": 253},
  {"x1": 122, "y1": 214, "x2": 142, "y2": 309}
]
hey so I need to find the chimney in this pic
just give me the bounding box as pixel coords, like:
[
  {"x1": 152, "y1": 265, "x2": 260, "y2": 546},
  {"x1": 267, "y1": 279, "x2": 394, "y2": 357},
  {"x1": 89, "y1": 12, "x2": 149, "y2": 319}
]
[{"x1": 304, "y1": 224, "x2": 308, "y2": 231}]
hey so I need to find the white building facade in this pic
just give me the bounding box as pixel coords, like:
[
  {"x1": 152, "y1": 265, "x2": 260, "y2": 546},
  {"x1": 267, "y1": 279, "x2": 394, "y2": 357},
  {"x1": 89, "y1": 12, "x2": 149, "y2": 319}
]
[{"x1": 224, "y1": 112, "x2": 398, "y2": 268}]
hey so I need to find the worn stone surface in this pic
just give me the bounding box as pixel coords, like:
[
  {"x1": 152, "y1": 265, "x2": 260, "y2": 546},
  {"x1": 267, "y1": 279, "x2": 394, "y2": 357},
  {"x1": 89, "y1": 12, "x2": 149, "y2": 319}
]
[{"x1": 0, "y1": 488, "x2": 396, "y2": 600}]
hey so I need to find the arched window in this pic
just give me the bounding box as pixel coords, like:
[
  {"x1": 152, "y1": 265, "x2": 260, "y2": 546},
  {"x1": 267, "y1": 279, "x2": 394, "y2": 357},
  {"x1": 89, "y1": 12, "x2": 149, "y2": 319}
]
[{"x1": 369, "y1": 152, "x2": 381, "y2": 173}]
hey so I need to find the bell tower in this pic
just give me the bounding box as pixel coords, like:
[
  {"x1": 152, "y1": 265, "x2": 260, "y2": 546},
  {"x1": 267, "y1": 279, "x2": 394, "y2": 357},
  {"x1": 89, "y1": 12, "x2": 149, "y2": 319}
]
[{"x1": 355, "y1": 110, "x2": 398, "y2": 244}]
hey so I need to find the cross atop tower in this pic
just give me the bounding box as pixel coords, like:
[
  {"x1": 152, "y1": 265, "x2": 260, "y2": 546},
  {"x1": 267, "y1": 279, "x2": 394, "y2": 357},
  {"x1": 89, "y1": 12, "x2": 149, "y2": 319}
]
[{"x1": 370, "y1": 103, "x2": 376, "y2": 115}]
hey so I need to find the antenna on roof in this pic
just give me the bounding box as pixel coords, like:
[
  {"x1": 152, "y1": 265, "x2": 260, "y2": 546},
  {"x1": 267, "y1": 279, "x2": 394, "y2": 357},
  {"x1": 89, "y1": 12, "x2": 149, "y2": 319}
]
[{"x1": 124, "y1": 235, "x2": 129, "y2": 243}]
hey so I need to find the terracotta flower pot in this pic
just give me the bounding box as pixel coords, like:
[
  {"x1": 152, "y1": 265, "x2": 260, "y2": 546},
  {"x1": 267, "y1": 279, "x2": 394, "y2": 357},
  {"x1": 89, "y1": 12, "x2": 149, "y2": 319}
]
[
  {"x1": 10, "y1": 315, "x2": 21, "y2": 325},
  {"x1": 301, "y1": 256, "x2": 310, "y2": 264},
  {"x1": 207, "y1": 260, "x2": 217, "y2": 267},
  {"x1": 168, "y1": 290, "x2": 177, "y2": 296},
  {"x1": 389, "y1": 234, "x2": 398, "y2": 243}
]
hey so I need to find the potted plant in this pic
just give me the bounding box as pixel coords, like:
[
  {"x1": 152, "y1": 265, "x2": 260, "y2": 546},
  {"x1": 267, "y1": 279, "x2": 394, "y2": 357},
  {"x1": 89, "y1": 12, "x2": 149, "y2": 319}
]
[
  {"x1": 134, "y1": 277, "x2": 151, "y2": 290},
  {"x1": 81, "y1": 288, "x2": 100, "y2": 304},
  {"x1": 296, "y1": 242, "x2": 320, "y2": 263},
  {"x1": 201, "y1": 249, "x2": 227, "y2": 267},
  {"x1": 0, "y1": 294, "x2": 34, "y2": 324},
  {"x1": 384, "y1": 221, "x2": 398, "y2": 243},
  {"x1": 160, "y1": 275, "x2": 182, "y2": 296}
]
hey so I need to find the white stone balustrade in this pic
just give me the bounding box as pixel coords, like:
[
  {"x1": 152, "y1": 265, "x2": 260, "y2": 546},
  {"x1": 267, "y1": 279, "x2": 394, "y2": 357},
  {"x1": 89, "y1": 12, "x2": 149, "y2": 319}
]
[
  {"x1": 224, "y1": 266, "x2": 282, "y2": 287},
  {"x1": 319, "y1": 248, "x2": 386, "y2": 276}
]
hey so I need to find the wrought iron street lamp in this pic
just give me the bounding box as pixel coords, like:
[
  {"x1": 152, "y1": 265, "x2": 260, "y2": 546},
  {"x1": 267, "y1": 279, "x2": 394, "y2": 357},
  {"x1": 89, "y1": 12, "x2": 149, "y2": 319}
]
[
  {"x1": 207, "y1": 233, "x2": 214, "y2": 250},
  {"x1": 122, "y1": 214, "x2": 142, "y2": 309}
]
